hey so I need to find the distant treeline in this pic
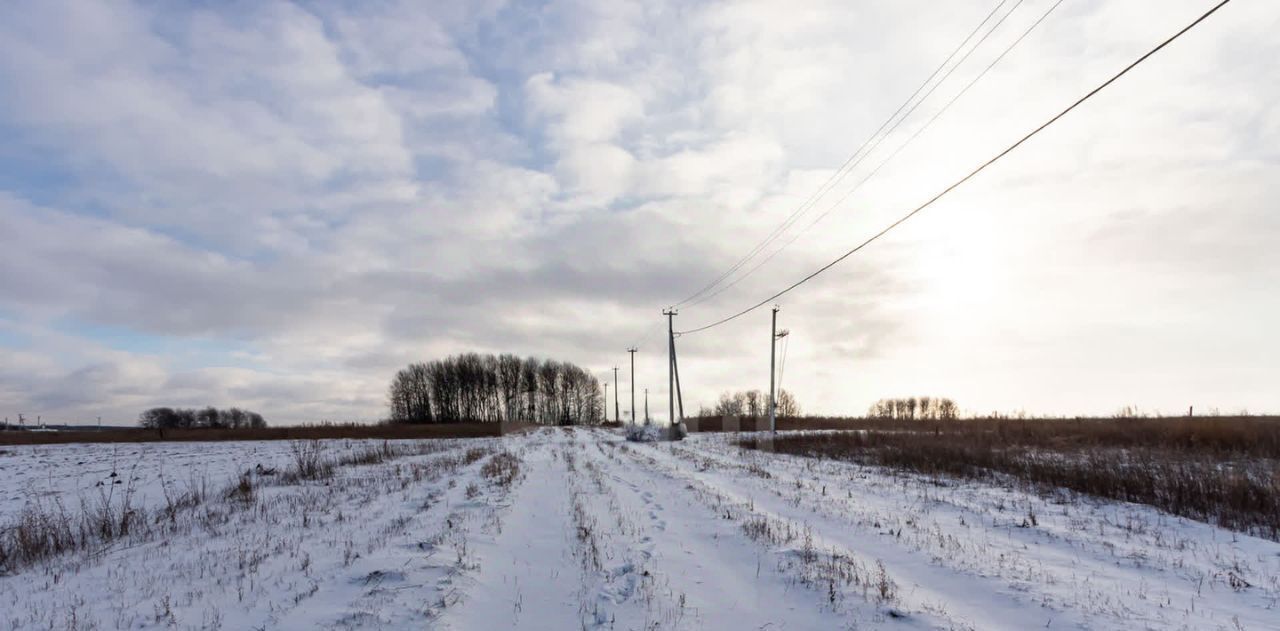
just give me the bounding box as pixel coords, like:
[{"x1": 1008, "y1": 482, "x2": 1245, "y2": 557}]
[
  {"x1": 388, "y1": 353, "x2": 603, "y2": 425},
  {"x1": 868, "y1": 397, "x2": 958, "y2": 421},
  {"x1": 138, "y1": 407, "x2": 267, "y2": 429},
  {"x1": 696, "y1": 389, "x2": 801, "y2": 418}
]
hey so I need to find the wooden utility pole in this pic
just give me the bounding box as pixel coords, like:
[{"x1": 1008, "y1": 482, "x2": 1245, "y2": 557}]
[
  {"x1": 603, "y1": 382, "x2": 608, "y2": 423},
  {"x1": 644, "y1": 388, "x2": 650, "y2": 425},
  {"x1": 612, "y1": 366, "x2": 620, "y2": 423}
]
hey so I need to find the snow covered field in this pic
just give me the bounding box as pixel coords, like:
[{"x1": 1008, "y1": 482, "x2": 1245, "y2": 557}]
[
  {"x1": 3, "y1": 428, "x2": 1278, "y2": 629},
  {"x1": 1, "y1": 441, "x2": 299, "y2": 523}
]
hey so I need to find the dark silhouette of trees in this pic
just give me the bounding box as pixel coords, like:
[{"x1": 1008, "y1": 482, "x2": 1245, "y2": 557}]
[
  {"x1": 706, "y1": 389, "x2": 800, "y2": 418},
  {"x1": 777, "y1": 390, "x2": 801, "y2": 417},
  {"x1": 745, "y1": 390, "x2": 762, "y2": 417},
  {"x1": 868, "y1": 397, "x2": 958, "y2": 420},
  {"x1": 387, "y1": 353, "x2": 603, "y2": 425},
  {"x1": 138, "y1": 407, "x2": 267, "y2": 429},
  {"x1": 389, "y1": 363, "x2": 433, "y2": 422}
]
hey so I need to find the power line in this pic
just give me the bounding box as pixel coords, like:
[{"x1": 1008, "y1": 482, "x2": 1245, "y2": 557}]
[
  {"x1": 686, "y1": 0, "x2": 1065, "y2": 308},
  {"x1": 633, "y1": 1, "x2": 1049, "y2": 351},
  {"x1": 629, "y1": 320, "x2": 665, "y2": 350},
  {"x1": 677, "y1": 0, "x2": 1232, "y2": 335},
  {"x1": 671, "y1": 0, "x2": 1017, "y2": 309}
]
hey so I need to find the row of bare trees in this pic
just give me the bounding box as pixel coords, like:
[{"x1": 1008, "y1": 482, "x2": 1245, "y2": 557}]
[
  {"x1": 697, "y1": 389, "x2": 800, "y2": 418},
  {"x1": 868, "y1": 397, "x2": 958, "y2": 421},
  {"x1": 387, "y1": 353, "x2": 604, "y2": 424},
  {"x1": 137, "y1": 407, "x2": 267, "y2": 429}
]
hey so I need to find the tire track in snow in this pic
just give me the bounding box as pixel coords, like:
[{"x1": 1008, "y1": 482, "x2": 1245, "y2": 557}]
[
  {"x1": 655, "y1": 435, "x2": 1274, "y2": 629},
  {"x1": 441, "y1": 433, "x2": 583, "y2": 630},
  {"x1": 581, "y1": 430, "x2": 918, "y2": 629},
  {"x1": 622, "y1": 435, "x2": 1061, "y2": 630},
  {"x1": 1, "y1": 440, "x2": 502, "y2": 630},
  {"x1": 271, "y1": 447, "x2": 506, "y2": 629},
  {"x1": 670, "y1": 435, "x2": 1280, "y2": 630}
]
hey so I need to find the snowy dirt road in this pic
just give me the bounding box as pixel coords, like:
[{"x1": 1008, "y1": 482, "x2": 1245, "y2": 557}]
[{"x1": 4, "y1": 428, "x2": 1279, "y2": 630}]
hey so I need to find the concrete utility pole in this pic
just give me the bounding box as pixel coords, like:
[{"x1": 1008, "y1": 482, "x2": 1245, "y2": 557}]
[
  {"x1": 770, "y1": 305, "x2": 779, "y2": 435},
  {"x1": 664, "y1": 308, "x2": 677, "y2": 427},
  {"x1": 769, "y1": 307, "x2": 791, "y2": 435},
  {"x1": 672, "y1": 332, "x2": 684, "y2": 422},
  {"x1": 627, "y1": 348, "x2": 638, "y2": 425},
  {"x1": 612, "y1": 366, "x2": 620, "y2": 423}
]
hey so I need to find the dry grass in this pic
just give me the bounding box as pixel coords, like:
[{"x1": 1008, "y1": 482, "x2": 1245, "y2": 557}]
[
  {"x1": 286, "y1": 440, "x2": 336, "y2": 481},
  {"x1": 711, "y1": 414, "x2": 1280, "y2": 449},
  {"x1": 0, "y1": 472, "x2": 150, "y2": 572},
  {"x1": 480, "y1": 452, "x2": 521, "y2": 488},
  {"x1": 0, "y1": 439, "x2": 491, "y2": 574},
  {"x1": 0, "y1": 422, "x2": 519, "y2": 446},
  {"x1": 741, "y1": 417, "x2": 1280, "y2": 540}
]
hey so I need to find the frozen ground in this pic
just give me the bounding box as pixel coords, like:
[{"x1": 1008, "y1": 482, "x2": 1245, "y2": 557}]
[
  {"x1": 2, "y1": 428, "x2": 1278, "y2": 629},
  {"x1": 1, "y1": 440, "x2": 296, "y2": 522}
]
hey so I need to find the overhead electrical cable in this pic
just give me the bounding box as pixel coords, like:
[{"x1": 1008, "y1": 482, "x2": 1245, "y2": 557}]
[
  {"x1": 630, "y1": 320, "x2": 666, "y2": 350},
  {"x1": 670, "y1": 0, "x2": 1016, "y2": 309},
  {"x1": 676, "y1": 0, "x2": 1232, "y2": 336},
  {"x1": 685, "y1": 0, "x2": 1066, "y2": 307}
]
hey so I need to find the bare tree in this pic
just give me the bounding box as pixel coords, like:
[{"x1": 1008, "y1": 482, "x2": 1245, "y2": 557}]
[
  {"x1": 498, "y1": 353, "x2": 522, "y2": 421},
  {"x1": 868, "y1": 397, "x2": 959, "y2": 421},
  {"x1": 777, "y1": 389, "x2": 800, "y2": 417},
  {"x1": 387, "y1": 353, "x2": 601, "y2": 425},
  {"x1": 138, "y1": 407, "x2": 267, "y2": 429},
  {"x1": 745, "y1": 390, "x2": 762, "y2": 418}
]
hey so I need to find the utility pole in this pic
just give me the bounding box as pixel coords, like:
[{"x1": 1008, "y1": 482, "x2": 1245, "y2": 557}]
[
  {"x1": 612, "y1": 366, "x2": 620, "y2": 423},
  {"x1": 664, "y1": 308, "x2": 677, "y2": 427},
  {"x1": 672, "y1": 332, "x2": 684, "y2": 422},
  {"x1": 768, "y1": 308, "x2": 791, "y2": 435},
  {"x1": 603, "y1": 382, "x2": 608, "y2": 423},
  {"x1": 769, "y1": 306, "x2": 779, "y2": 435},
  {"x1": 644, "y1": 388, "x2": 650, "y2": 425},
  {"x1": 627, "y1": 348, "x2": 637, "y2": 426}
]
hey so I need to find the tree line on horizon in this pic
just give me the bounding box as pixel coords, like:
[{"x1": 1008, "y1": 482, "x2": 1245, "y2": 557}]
[
  {"x1": 696, "y1": 389, "x2": 801, "y2": 418},
  {"x1": 387, "y1": 353, "x2": 604, "y2": 425},
  {"x1": 137, "y1": 406, "x2": 267, "y2": 429},
  {"x1": 868, "y1": 396, "x2": 958, "y2": 421}
]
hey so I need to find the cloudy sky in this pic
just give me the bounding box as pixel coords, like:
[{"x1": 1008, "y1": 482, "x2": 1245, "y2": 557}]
[{"x1": 1, "y1": 0, "x2": 1276, "y2": 425}]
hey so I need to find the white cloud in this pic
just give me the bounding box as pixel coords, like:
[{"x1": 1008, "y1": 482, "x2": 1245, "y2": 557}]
[
  {"x1": 0, "y1": 0, "x2": 1277, "y2": 424},
  {"x1": 525, "y1": 73, "x2": 645, "y2": 144}
]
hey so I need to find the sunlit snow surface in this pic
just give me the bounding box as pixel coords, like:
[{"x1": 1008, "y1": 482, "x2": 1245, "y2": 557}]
[{"x1": 2, "y1": 429, "x2": 1278, "y2": 630}]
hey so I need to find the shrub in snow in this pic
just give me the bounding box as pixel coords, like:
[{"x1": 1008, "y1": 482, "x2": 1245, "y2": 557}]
[{"x1": 625, "y1": 424, "x2": 665, "y2": 443}]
